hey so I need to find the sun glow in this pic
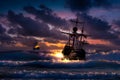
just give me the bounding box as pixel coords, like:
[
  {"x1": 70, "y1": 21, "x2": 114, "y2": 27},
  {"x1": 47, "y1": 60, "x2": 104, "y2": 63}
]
[
  {"x1": 50, "y1": 50, "x2": 64, "y2": 59},
  {"x1": 50, "y1": 50, "x2": 72, "y2": 63},
  {"x1": 62, "y1": 58, "x2": 71, "y2": 63},
  {"x1": 54, "y1": 52, "x2": 64, "y2": 58},
  {"x1": 87, "y1": 38, "x2": 111, "y2": 45},
  {"x1": 50, "y1": 50, "x2": 83, "y2": 63}
]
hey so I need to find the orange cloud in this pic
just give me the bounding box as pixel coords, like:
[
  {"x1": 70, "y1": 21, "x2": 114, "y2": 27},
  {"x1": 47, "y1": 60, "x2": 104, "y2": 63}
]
[
  {"x1": 87, "y1": 38, "x2": 111, "y2": 45},
  {"x1": 44, "y1": 42, "x2": 65, "y2": 48},
  {"x1": 15, "y1": 42, "x2": 26, "y2": 47},
  {"x1": 39, "y1": 38, "x2": 112, "y2": 51}
]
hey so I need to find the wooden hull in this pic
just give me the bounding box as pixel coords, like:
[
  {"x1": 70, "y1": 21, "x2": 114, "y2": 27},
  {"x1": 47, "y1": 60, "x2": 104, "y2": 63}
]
[{"x1": 62, "y1": 46, "x2": 86, "y2": 60}]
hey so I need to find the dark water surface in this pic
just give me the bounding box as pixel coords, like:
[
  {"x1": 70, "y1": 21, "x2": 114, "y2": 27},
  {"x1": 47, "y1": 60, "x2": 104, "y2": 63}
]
[{"x1": 0, "y1": 51, "x2": 120, "y2": 80}]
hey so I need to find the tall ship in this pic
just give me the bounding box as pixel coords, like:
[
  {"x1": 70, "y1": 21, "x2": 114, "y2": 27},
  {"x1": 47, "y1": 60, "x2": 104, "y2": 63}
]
[{"x1": 62, "y1": 18, "x2": 88, "y2": 60}]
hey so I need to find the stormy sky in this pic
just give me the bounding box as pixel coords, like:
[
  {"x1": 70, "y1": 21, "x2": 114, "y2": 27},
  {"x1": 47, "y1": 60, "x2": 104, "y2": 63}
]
[{"x1": 0, "y1": 0, "x2": 120, "y2": 51}]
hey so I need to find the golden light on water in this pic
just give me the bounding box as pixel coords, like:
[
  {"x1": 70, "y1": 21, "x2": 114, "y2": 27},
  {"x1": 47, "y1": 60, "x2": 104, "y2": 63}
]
[
  {"x1": 50, "y1": 50, "x2": 71, "y2": 62},
  {"x1": 50, "y1": 50, "x2": 72, "y2": 63},
  {"x1": 50, "y1": 50, "x2": 83, "y2": 63},
  {"x1": 50, "y1": 50, "x2": 64, "y2": 59},
  {"x1": 62, "y1": 58, "x2": 71, "y2": 63},
  {"x1": 54, "y1": 52, "x2": 64, "y2": 58}
]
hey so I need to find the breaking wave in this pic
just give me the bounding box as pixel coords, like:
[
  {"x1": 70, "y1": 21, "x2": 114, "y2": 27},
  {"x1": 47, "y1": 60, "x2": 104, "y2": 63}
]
[
  {"x1": 0, "y1": 50, "x2": 120, "y2": 68},
  {"x1": 0, "y1": 60, "x2": 120, "y2": 69},
  {"x1": 0, "y1": 60, "x2": 120, "y2": 79},
  {"x1": 0, "y1": 50, "x2": 120, "y2": 79}
]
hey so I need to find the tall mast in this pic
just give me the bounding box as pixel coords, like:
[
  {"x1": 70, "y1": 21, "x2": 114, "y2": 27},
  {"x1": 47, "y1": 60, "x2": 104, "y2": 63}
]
[
  {"x1": 71, "y1": 17, "x2": 84, "y2": 28},
  {"x1": 71, "y1": 17, "x2": 85, "y2": 49}
]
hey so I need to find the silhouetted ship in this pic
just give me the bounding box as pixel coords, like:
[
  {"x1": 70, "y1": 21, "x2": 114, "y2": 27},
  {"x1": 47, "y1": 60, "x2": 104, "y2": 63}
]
[
  {"x1": 30, "y1": 42, "x2": 51, "y2": 54},
  {"x1": 33, "y1": 42, "x2": 40, "y2": 50},
  {"x1": 28, "y1": 42, "x2": 40, "y2": 54},
  {"x1": 62, "y1": 18, "x2": 88, "y2": 60}
]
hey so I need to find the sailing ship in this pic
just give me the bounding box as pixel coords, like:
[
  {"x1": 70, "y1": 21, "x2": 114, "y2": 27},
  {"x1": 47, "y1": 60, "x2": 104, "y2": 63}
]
[
  {"x1": 62, "y1": 18, "x2": 88, "y2": 60},
  {"x1": 31, "y1": 42, "x2": 51, "y2": 54},
  {"x1": 33, "y1": 42, "x2": 40, "y2": 50}
]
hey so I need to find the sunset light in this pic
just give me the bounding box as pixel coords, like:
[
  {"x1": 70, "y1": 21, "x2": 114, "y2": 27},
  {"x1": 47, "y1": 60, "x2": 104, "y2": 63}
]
[
  {"x1": 53, "y1": 51, "x2": 64, "y2": 59},
  {"x1": 50, "y1": 50, "x2": 64, "y2": 59},
  {"x1": 62, "y1": 58, "x2": 71, "y2": 63}
]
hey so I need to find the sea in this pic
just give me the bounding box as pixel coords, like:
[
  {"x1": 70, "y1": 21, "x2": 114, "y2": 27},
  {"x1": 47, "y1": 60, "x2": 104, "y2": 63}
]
[{"x1": 0, "y1": 50, "x2": 120, "y2": 80}]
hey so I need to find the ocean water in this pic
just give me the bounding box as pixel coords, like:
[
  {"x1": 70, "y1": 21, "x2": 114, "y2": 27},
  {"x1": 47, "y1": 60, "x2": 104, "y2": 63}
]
[{"x1": 0, "y1": 51, "x2": 120, "y2": 80}]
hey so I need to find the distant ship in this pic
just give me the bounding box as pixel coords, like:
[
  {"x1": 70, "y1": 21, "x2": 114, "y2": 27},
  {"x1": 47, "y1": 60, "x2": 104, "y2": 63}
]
[
  {"x1": 27, "y1": 42, "x2": 40, "y2": 54},
  {"x1": 29, "y1": 42, "x2": 51, "y2": 54},
  {"x1": 62, "y1": 18, "x2": 89, "y2": 60},
  {"x1": 33, "y1": 42, "x2": 40, "y2": 50}
]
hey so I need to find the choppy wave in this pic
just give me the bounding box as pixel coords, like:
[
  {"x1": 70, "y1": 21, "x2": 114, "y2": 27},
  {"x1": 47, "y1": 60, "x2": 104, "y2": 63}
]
[
  {"x1": 0, "y1": 51, "x2": 120, "y2": 68},
  {"x1": 0, "y1": 60, "x2": 120, "y2": 69},
  {"x1": 0, "y1": 70, "x2": 120, "y2": 79},
  {"x1": 0, "y1": 51, "x2": 120, "y2": 79},
  {"x1": 0, "y1": 61, "x2": 120, "y2": 79}
]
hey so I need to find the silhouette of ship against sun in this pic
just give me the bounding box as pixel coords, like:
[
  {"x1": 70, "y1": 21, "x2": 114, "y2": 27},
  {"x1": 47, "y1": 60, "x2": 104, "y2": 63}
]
[
  {"x1": 33, "y1": 42, "x2": 40, "y2": 50},
  {"x1": 62, "y1": 18, "x2": 89, "y2": 60},
  {"x1": 31, "y1": 42, "x2": 51, "y2": 54},
  {"x1": 29, "y1": 42, "x2": 40, "y2": 54}
]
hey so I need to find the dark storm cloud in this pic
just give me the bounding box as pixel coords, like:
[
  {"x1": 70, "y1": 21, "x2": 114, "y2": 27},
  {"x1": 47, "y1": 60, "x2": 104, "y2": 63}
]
[
  {"x1": 8, "y1": 28, "x2": 23, "y2": 35},
  {"x1": 44, "y1": 38, "x2": 60, "y2": 43},
  {"x1": 7, "y1": 10, "x2": 66, "y2": 40},
  {"x1": 66, "y1": 0, "x2": 111, "y2": 12},
  {"x1": 7, "y1": 10, "x2": 48, "y2": 37},
  {"x1": 0, "y1": 24, "x2": 6, "y2": 34},
  {"x1": 0, "y1": 19, "x2": 13, "y2": 46},
  {"x1": 113, "y1": 20, "x2": 120, "y2": 28},
  {"x1": 76, "y1": 13, "x2": 118, "y2": 39},
  {"x1": 14, "y1": 36, "x2": 38, "y2": 47},
  {"x1": 110, "y1": 20, "x2": 120, "y2": 45},
  {"x1": 0, "y1": 0, "x2": 45, "y2": 13},
  {"x1": 0, "y1": 34, "x2": 13, "y2": 44},
  {"x1": 0, "y1": 24, "x2": 13, "y2": 44},
  {"x1": 23, "y1": 5, "x2": 69, "y2": 29}
]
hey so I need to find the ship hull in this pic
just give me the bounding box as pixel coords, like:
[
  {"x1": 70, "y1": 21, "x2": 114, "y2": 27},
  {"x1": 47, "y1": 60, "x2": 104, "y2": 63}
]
[
  {"x1": 62, "y1": 46, "x2": 86, "y2": 60},
  {"x1": 75, "y1": 49, "x2": 86, "y2": 60},
  {"x1": 68, "y1": 49, "x2": 86, "y2": 60}
]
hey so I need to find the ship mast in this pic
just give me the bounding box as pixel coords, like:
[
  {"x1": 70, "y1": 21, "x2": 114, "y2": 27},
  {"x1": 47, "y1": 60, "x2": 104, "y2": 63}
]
[{"x1": 71, "y1": 17, "x2": 86, "y2": 50}]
